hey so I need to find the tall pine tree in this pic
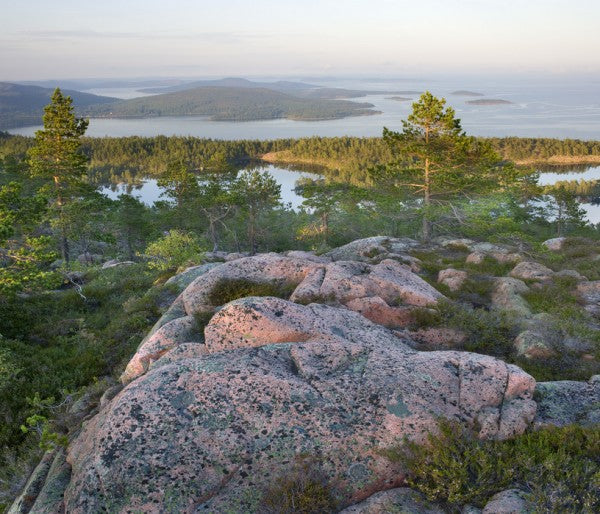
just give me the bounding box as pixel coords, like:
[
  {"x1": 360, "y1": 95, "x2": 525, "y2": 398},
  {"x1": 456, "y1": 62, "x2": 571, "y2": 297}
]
[{"x1": 27, "y1": 88, "x2": 89, "y2": 262}]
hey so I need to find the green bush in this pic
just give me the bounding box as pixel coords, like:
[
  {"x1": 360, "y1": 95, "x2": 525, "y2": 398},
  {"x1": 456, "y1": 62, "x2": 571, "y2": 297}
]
[
  {"x1": 259, "y1": 455, "x2": 338, "y2": 514},
  {"x1": 384, "y1": 419, "x2": 600, "y2": 511},
  {"x1": 145, "y1": 230, "x2": 205, "y2": 272},
  {"x1": 207, "y1": 278, "x2": 297, "y2": 306}
]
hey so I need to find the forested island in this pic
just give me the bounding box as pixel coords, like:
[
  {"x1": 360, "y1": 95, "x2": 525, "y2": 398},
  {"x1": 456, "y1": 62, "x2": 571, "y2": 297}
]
[
  {"x1": 85, "y1": 86, "x2": 380, "y2": 121},
  {"x1": 1, "y1": 90, "x2": 599, "y2": 513}
]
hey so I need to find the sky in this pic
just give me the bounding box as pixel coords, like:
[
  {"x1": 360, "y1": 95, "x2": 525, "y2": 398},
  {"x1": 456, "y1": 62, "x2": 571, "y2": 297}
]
[{"x1": 1, "y1": 0, "x2": 599, "y2": 80}]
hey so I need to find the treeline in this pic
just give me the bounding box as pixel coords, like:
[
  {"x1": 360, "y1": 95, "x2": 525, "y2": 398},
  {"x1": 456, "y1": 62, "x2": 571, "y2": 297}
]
[{"x1": 2, "y1": 133, "x2": 600, "y2": 187}]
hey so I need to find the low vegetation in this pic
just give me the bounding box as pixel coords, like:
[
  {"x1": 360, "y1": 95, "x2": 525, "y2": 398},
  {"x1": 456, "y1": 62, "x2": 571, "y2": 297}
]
[
  {"x1": 383, "y1": 419, "x2": 600, "y2": 511},
  {"x1": 259, "y1": 455, "x2": 338, "y2": 514}
]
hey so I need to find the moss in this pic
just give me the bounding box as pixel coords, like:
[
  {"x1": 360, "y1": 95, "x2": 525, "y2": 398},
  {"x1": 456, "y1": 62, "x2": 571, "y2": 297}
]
[
  {"x1": 259, "y1": 455, "x2": 338, "y2": 514},
  {"x1": 383, "y1": 419, "x2": 600, "y2": 511},
  {"x1": 207, "y1": 278, "x2": 297, "y2": 305}
]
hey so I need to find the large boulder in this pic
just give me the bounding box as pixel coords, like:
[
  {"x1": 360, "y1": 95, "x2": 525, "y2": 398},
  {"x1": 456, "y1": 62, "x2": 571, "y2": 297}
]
[{"x1": 61, "y1": 298, "x2": 536, "y2": 513}]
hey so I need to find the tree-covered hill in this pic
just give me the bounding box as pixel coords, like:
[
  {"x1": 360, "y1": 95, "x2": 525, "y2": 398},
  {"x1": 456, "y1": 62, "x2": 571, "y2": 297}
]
[
  {"x1": 85, "y1": 86, "x2": 380, "y2": 121},
  {"x1": 0, "y1": 82, "x2": 116, "y2": 129}
]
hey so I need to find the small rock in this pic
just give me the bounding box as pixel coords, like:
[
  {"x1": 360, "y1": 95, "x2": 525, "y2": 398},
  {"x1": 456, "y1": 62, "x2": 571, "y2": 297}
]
[
  {"x1": 224, "y1": 252, "x2": 248, "y2": 261},
  {"x1": 542, "y1": 237, "x2": 567, "y2": 251},
  {"x1": 491, "y1": 277, "x2": 531, "y2": 317},
  {"x1": 286, "y1": 250, "x2": 332, "y2": 263},
  {"x1": 482, "y1": 489, "x2": 531, "y2": 513},
  {"x1": 326, "y1": 236, "x2": 419, "y2": 263},
  {"x1": 576, "y1": 280, "x2": 600, "y2": 305},
  {"x1": 101, "y1": 259, "x2": 135, "y2": 269},
  {"x1": 339, "y1": 487, "x2": 444, "y2": 513},
  {"x1": 438, "y1": 268, "x2": 468, "y2": 291},
  {"x1": 466, "y1": 251, "x2": 486, "y2": 264},
  {"x1": 509, "y1": 261, "x2": 554, "y2": 282},
  {"x1": 345, "y1": 296, "x2": 420, "y2": 328},
  {"x1": 76, "y1": 252, "x2": 102, "y2": 265},
  {"x1": 514, "y1": 330, "x2": 556, "y2": 359},
  {"x1": 555, "y1": 269, "x2": 586, "y2": 281}
]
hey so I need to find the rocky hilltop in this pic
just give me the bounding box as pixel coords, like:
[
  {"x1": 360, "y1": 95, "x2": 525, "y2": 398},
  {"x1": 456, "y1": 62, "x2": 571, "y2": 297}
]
[{"x1": 11, "y1": 237, "x2": 600, "y2": 513}]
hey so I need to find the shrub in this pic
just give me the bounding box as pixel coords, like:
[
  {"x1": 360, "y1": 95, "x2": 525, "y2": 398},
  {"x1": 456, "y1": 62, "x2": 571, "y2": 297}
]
[
  {"x1": 259, "y1": 455, "x2": 338, "y2": 514},
  {"x1": 383, "y1": 419, "x2": 600, "y2": 511},
  {"x1": 412, "y1": 300, "x2": 517, "y2": 357},
  {"x1": 207, "y1": 278, "x2": 297, "y2": 306},
  {"x1": 145, "y1": 230, "x2": 204, "y2": 272}
]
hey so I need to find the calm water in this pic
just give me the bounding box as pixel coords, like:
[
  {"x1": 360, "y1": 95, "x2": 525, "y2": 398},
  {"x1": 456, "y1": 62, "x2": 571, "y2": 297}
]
[
  {"x1": 537, "y1": 165, "x2": 600, "y2": 224},
  {"x1": 9, "y1": 77, "x2": 600, "y2": 139},
  {"x1": 100, "y1": 165, "x2": 318, "y2": 209},
  {"x1": 100, "y1": 164, "x2": 600, "y2": 223}
]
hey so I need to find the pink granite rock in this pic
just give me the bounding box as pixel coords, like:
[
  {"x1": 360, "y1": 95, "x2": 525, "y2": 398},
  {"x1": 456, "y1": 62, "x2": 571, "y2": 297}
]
[
  {"x1": 509, "y1": 261, "x2": 554, "y2": 281},
  {"x1": 64, "y1": 324, "x2": 536, "y2": 512},
  {"x1": 121, "y1": 315, "x2": 200, "y2": 384},
  {"x1": 437, "y1": 268, "x2": 468, "y2": 291},
  {"x1": 345, "y1": 296, "x2": 419, "y2": 328},
  {"x1": 181, "y1": 253, "x2": 321, "y2": 314}
]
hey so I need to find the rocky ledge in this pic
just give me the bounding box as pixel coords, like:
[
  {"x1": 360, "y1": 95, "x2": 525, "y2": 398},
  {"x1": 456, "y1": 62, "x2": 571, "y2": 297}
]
[{"x1": 10, "y1": 236, "x2": 600, "y2": 513}]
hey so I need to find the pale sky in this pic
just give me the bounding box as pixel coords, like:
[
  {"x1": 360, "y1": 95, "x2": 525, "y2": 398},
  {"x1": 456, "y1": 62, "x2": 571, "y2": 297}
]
[{"x1": 1, "y1": 0, "x2": 598, "y2": 80}]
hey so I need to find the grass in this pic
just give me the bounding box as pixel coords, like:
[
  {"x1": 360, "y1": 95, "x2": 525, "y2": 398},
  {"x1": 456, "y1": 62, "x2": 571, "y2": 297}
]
[
  {"x1": 259, "y1": 455, "x2": 338, "y2": 514},
  {"x1": 382, "y1": 419, "x2": 600, "y2": 511},
  {"x1": 207, "y1": 277, "x2": 298, "y2": 305}
]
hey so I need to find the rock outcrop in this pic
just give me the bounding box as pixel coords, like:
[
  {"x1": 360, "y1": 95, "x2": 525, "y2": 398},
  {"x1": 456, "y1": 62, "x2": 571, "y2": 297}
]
[
  {"x1": 62, "y1": 297, "x2": 536, "y2": 512},
  {"x1": 13, "y1": 237, "x2": 599, "y2": 513}
]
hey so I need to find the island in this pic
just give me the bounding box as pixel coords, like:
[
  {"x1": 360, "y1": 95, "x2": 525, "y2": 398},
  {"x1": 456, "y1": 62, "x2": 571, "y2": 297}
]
[
  {"x1": 386, "y1": 96, "x2": 412, "y2": 101},
  {"x1": 467, "y1": 98, "x2": 513, "y2": 105},
  {"x1": 452, "y1": 90, "x2": 484, "y2": 96},
  {"x1": 85, "y1": 86, "x2": 381, "y2": 121}
]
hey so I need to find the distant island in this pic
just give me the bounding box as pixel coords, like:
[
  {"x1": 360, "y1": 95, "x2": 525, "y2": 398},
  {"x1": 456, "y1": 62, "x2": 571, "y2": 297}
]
[
  {"x1": 138, "y1": 78, "x2": 405, "y2": 100},
  {"x1": 386, "y1": 96, "x2": 412, "y2": 101},
  {"x1": 0, "y1": 82, "x2": 116, "y2": 129},
  {"x1": 467, "y1": 98, "x2": 513, "y2": 106},
  {"x1": 86, "y1": 86, "x2": 381, "y2": 122},
  {"x1": 0, "y1": 81, "x2": 384, "y2": 127},
  {"x1": 452, "y1": 90, "x2": 484, "y2": 97}
]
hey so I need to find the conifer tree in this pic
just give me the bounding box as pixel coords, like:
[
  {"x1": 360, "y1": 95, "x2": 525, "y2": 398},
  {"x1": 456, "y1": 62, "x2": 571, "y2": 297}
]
[{"x1": 27, "y1": 88, "x2": 89, "y2": 262}]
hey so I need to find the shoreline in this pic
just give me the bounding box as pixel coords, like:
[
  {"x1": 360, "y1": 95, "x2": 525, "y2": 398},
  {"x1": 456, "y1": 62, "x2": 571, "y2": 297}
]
[{"x1": 262, "y1": 150, "x2": 600, "y2": 170}]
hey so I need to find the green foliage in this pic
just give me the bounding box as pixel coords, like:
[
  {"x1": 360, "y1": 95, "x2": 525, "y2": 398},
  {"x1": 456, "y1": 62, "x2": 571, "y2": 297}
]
[
  {"x1": 371, "y1": 92, "x2": 515, "y2": 240},
  {"x1": 230, "y1": 170, "x2": 281, "y2": 253},
  {"x1": 384, "y1": 419, "x2": 600, "y2": 511},
  {"x1": 412, "y1": 300, "x2": 518, "y2": 357},
  {"x1": 26, "y1": 88, "x2": 90, "y2": 262},
  {"x1": 0, "y1": 263, "x2": 161, "y2": 472},
  {"x1": 145, "y1": 230, "x2": 204, "y2": 272},
  {"x1": 207, "y1": 278, "x2": 297, "y2": 306},
  {"x1": 259, "y1": 455, "x2": 338, "y2": 514}
]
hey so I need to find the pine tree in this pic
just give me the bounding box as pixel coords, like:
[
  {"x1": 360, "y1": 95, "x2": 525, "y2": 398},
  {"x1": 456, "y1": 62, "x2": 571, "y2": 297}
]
[
  {"x1": 27, "y1": 88, "x2": 89, "y2": 262},
  {"x1": 372, "y1": 92, "x2": 507, "y2": 240}
]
